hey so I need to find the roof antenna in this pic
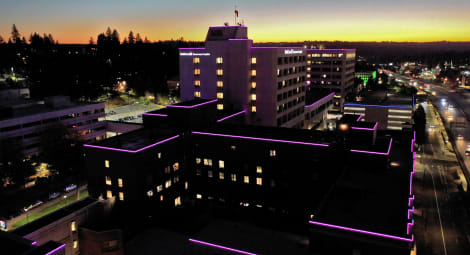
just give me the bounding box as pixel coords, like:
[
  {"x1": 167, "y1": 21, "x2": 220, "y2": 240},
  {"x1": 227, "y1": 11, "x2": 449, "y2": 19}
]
[{"x1": 234, "y1": 3, "x2": 239, "y2": 25}]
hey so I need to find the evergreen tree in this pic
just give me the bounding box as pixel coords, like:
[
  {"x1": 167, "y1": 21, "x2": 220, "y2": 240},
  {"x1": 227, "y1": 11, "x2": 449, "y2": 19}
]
[
  {"x1": 128, "y1": 31, "x2": 135, "y2": 44},
  {"x1": 11, "y1": 24, "x2": 20, "y2": 43},
  {"x1": 105, "y1": 27, "x2": 112, "y2": 38},
  {"x1": 144, "y1": 36, "x2": 150, "y2": 43},
  {"x1": 0, "y1": 35, "x2": 4, "y2": 44},
  {"x1": 111, "y1": 29, "x2": 120, "y2": 45},
  {"x1": 135, "y1": 33, "x2": 142, "y2": 44}
]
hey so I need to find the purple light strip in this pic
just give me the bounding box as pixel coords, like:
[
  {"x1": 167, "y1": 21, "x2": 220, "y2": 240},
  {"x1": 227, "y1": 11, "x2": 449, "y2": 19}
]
[
  {"x1": 210, "y1": 25, "x2": 247, "y2": 28},
  {"x1": 45, "y1": 243, "x2": 66, "y2": 255},
  {"x1": 179, "y1": 48, "x2": 205, "y2": 50},
  {"x1": 356, "y1": 114, "x2": 364, "y2": 122},
  {"x1": 350, "y1": 138, "x2": 392, "y2": 155},
  {"x1": 308, "y1": 221, "x2": 414, "y2": 242},
  {"x1": 344, "y1": 103, "x2": 413, "y2": 109},
  {"x1": 31, "y1": 241, "x2": 37, "y2": 246},
  {"x1": 408, "y1": 195, "x2": 415, "y2": 207},
  {"x1": 216, "y1": 110, "x2": 247, "y2": 123},
  {"x1": 166, "y1": 99, "x2": 218, "y2": 109},
  {"x1": 189, "y1": 238, "x2": 257, "y2": 255},
  {"x1": 304, "y1": 92, "x2": 335, "y2": 108},
  {"x1": 251, "y1": 47, "x2": 305, "y2": 49},
  {"x1": 83, "y1": 135, "x2": 180, "y2": 153},
  {"x1": 407, "y1": 219, "x2": 414, "y2": 235},
  {"x1": 408, "y1": 207, "x2": 415, "y2": 220},
  {"x1": 192, "y1": 131, "x2": 329, "y2": 147},
  {"x1": 351, "y1": 122, "x2": 378, "y2": 131},
  {"x1": 141, "y1": 113, "x2": 168, "y2": 117},
  {"x1": 307, "y1": 49, "x2": 355, "y2": 51}
]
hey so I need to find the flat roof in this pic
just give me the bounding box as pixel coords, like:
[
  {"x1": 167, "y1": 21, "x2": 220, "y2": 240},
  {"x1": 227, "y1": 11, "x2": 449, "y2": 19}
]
[
  {"x1": 346, "y1": 89, "x2": 414, "y2": 108},
  {"x1": 166, "y1": 99, "x2": 217, "y2": 108},
  {"x1": 12, "y1": 197, "x2": 97, "y2": 237},
  {"x1": 84, "y1": 128, "x2": 179, "y2": 152}
]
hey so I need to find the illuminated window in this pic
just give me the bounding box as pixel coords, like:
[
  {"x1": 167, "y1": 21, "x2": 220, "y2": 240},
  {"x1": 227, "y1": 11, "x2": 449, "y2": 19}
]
[
  {"x1": 165, "y1": 179, "x2": 172, "y2": 188},
  {"x1": 244, "y1": 176, "x2": 249, "y2": 184},
  {"x1": 194, "y1": 91, "x2": 201, "y2": 98},
  {"x1": 307, "y1": 60, "x2": 311, "y2": 64},
  {"x1": 173, "y1": 162, "x2": 179, "y2": 171},
  {"x1": 277, "y1": 69, "x2": 280, "y2": 76},
  {"x1": 196, "y1": 194, "x2": 202, "y2": 199},
  {"x1": 251, "y1": 70, "x2": 256, "y2": 76},
  {"x1": 217, "y1": 81, "x2": 223, "y2": 87},
  {"x1": 185, "y1": 182, "x2": 188, "y2": 190},
  {"x1": 196, "y1": 157, "x2": 201, "y2": 164},
  {"x1": 217, "y1": 69, "x2": 223, "y2": 76},
  {"x1": 194, "y1": 69, "x2": 200, "y2": 75},
  {"x1": 105, "y1": 176, "x2": 112, "y2": 185},
  {"x1": 73, "y1": 240, "x2": 78, "y2": 249},
  {"x1": 256, "y1": 177, "x2": 262, "y2": 186},
  {"x1": 251, "y1": 82, "x2": 256, "y2": 89},
  {"x1": 119, "y1": 192, "x2": 124, "y2": 201},
  {"x1": 231, "y1": 174, "x2": 237, "y2": 182},
  {"x1": 203, "y1": 158, "x2": 212, "y2": 166},
  {"x1": 270, "y1": 149, "x2": 276, "y2": 157},
  {"x1": 157, "y1": 152, "x2": 162, "y2": 159},
  {"x1": 71, "y1": 221, "x2": 76, "y2": 231},
  {"x1": 106, "y1": 190, "x2": 112, "y2": 198},
  {"x1": 193, "y1": 57, "x2": 200, "y2": 64},
  {"x1": 231, "y1": 145, "x2": 237, "y2": 150},
  {"x1": 147, "y1": 190, "x2": 153, "y2": 197},
  {"x1": 307, "y1": 67, "x2": 311, "y2": 71},
  {"x1": 157, "y1": 185, "x2": 163, "y2": 192},
  {"x1": 105, "y1": 160, "x2": 109, "y2": 168},
  {"x1": 251, "y1": 57, "x2": 257, "y2": 64},
  {"x1": 217, "y1": 92, "x2": 223, "y2": 99},
  {"x1": 118, "y1": 178, "x2": 123, "y2": 188},
  {"x1": 208, "y1": 170, "x2": 213, "y2": 178},
  {"x1": 174, "y1": 176, "x2": 179, "y2": 183},
  {"x1": 175, "y1": 196, "x2": 181, "y2": 207},
  {"x1": 251, "y1": 94, "x2": 256, "y2": 101},
  {"x1": 219, "y1": 160, "x2": 224, "y2": 168},
  {"x1": 256, "y1": 166, "x2": 262, "y2": 174},
  {"x1": 194, "y1": 80, "x2": 201, "y2": 86},
  {"x1": 160, "y1": 195, "x2": 164, "y2": 201},
  {"x1": 251, "y1": 106, "x2": 256, "y2": 112},
  {"x1": 307, "y1": 74, "x2": 311, "y2": 78},
  {"x1": 219, "y1": 172, "x2": 225, "y2": 180},
  {"x1": 217, "y1": 104, "x2": 224, "y2": 110},
  {"x1": 307, "y1": 54, "x2": 311, "y2": 57},
  {"x1": 216, "y1": 57, "x2": 223, "y2": 64}
]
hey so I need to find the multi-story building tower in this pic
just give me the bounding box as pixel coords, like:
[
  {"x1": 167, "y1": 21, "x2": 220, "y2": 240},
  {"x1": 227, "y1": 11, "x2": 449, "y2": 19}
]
[
  {"x1": 306, "y1": 49, "x2": 356, "y2": 112},
  {"x1": 179, "y1": 25, "x2": 324, "y2": 129},
  {"x1": 0, "y1": 96, "x2": 106, "y2": 156}
]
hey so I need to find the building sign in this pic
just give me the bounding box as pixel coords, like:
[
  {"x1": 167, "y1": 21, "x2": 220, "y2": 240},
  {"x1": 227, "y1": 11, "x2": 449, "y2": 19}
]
[
  {"x1": 180, "y1": 52, "x2": 211, "y2": 56},
  {"x1": 284, "y1": 49, "x2": 303, "y2": 55}
]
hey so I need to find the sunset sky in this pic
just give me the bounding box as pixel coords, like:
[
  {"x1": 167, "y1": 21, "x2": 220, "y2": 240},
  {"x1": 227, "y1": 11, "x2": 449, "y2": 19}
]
[{"x1": 1, "y1": 0, "x2": 470, "y2": 43}]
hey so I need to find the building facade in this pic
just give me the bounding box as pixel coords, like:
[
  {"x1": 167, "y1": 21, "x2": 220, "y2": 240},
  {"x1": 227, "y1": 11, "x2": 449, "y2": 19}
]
[
  {"x1": 0, "y1": 96, "x2": 106, "y2": 156},
  {"x1": 179, "y1": 25, "x2": 336, "y2": 129},
  {"x1": 306, "y1": 49, "x2": 356, "y2": 112}
]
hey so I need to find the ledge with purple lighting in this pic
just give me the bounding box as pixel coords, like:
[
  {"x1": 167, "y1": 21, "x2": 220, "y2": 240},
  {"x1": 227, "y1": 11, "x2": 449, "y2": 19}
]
[
  {"x1": 308, "y1": 221, "x2": 414, "y2": 243},
  {"x1": 189, "y1": 238, "x2": 257, "y2": 255},
  {"x1": 351, "y1": 122, "x2": 378, "y2": 131},
  {"x1": 304, "y1": 92, "x2": 335, "y2": 108},
  {"x1": 141, "y1": 113, "x2": 168, "y2": 117},
  {"x1": 350, "y1": 138, "x2": 393, "y2": 155},
  {"x1": 192, "y1": 131, "x2": 329, "y2": 147},
  {"x1": 83, "y1": 135, "x2": 180, "y2": 153},
  {"x1": 216, "y1": 110, "x2": 247, "y2": 123},
  {"x1": 45, "y1": 243, "x2": 66, "y2": 255},
  {"x1": 166, "y1": 99, "x2": 218, "y2": 109}
]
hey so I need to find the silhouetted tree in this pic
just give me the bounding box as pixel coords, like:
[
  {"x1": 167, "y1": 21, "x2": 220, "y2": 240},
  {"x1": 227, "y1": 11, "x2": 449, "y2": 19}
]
[
  {"x1": 0, "y1": 35, "x2": 4, "y2": 44},
  {"x1": 144, "y1": 36, "x2": 150, "y2": 44},
  {"x1": 0, "y1": 139, "x2": 35, "y2": 189},
  {"x1": 97, "y1": 33, "x2": 106, "y2": 45},
  {"x1": 10, "y1": 24, "x2": 20, "y2": 44},
  {"x1": 111, "y1": 29, "x2": 120, "y2": 45},
  {"x1": 128, "y1": 31, "x2": 135, "y2": 44},
  {"x1": 89, "y1": 36, "x2": 94, "y2": 45},
  {"x1": 105, "y1": 27, "x2": 112, "y2": 38},
  {"x1": 135, "y1": 33, "x2": 142, "y2": 44}
]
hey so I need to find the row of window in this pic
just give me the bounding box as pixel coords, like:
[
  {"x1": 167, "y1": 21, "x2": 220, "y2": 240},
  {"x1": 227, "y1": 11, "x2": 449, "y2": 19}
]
[
  {"x1": 277, "y1": 106, "x2": 305, "y2": 126},
  {"x1": 277, "y1": 56, "x2": 306, "y2": 65},
  {"x1": 196, "y1": 170, "x2": 264, "y2": 185},
  {"x1": 277, "y1": 77, "x2": 306, "y2": 89},
  {"x1": 277, "y1": 88, "x2": 304, "y2": 102},
  {"x1": 277, "y1": 66, "x2": 306, "y2": 77},
  {"x1": 193, "y1": 57, "x2": 256, "y2": 65},
  {"x1": 196, "y1": 159, "x2": 266, "y2": 172},
  {"x1": 277, "y1": 96, "x2": 305, "y2": 112}
]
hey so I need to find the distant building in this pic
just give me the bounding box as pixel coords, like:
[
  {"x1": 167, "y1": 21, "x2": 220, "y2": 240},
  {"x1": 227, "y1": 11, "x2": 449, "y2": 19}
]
[
  {"x1": 179, "y1": 25, "x2": 335, "y2": 129},
  {"x1": 0, "y1": 230, "x2": 65, "y2": 255},
  {"x1": 344, "y1": 91, "x2": 414, "y2": 131},
  {"x1": 0, "y1": 96, "x2": 106, "y2": 156},
  {"x1": 307, "y1": 49, "x2": 356, "y2": 112}
]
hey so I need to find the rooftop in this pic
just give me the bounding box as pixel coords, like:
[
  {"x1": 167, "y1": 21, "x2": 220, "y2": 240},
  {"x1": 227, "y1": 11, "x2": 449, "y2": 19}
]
[
  {"x1": 12, "y1": 197, "x2": 97, "y2": 237},
  {"x1": 346, "y1": 89, "x2": 414, "y2": 108}
]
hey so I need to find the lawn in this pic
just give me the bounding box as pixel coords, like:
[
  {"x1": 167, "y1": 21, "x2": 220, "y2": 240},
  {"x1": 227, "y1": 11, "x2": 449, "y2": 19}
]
[{"x1": 11, "y1": 190, "x2": 89, "y2": 230}]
